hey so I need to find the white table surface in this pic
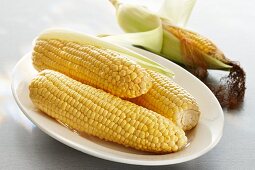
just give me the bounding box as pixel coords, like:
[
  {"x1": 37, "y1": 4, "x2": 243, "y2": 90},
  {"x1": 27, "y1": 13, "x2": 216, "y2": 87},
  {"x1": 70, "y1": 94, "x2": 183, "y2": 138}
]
[{"x1": 0, "y1": 0, "x2": 254, "y2": 169}]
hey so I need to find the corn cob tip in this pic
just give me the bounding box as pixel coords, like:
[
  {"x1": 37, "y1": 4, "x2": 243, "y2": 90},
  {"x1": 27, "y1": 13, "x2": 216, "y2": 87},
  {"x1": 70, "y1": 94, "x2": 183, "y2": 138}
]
[{"x1": 131, "y1": 70, "x2": 200, "y2": 131}]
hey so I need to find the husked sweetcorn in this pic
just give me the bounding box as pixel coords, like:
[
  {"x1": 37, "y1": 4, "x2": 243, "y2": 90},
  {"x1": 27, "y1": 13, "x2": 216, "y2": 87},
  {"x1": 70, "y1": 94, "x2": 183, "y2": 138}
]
[
  {"x1": 131, "y1": 70, "x2": 200, "y2": 131},
  {"x1": 32, "y1": 38, "x2": 152, "y2": 98},
  {"x1": 29, "y1": 70, "x2": 187, "y2": 153}
]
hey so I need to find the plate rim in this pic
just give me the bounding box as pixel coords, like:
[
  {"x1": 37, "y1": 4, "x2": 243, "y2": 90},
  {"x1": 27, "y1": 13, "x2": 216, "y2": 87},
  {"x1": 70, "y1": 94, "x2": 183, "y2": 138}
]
[{"x1": 11, "y1": 50, "x2": 224, "y2": 166}]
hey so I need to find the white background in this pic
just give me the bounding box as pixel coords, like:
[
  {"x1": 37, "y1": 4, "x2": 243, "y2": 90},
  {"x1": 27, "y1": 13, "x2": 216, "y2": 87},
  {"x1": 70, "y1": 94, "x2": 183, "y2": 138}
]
[{"x1": 0, "y1": 0, "x2": 254, "y2": 169}]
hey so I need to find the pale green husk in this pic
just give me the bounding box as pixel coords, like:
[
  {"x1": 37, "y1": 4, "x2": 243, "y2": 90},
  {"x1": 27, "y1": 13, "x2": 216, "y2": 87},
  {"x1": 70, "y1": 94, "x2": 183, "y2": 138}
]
[{"x1": 107, "y1": 0, "x2": 232, "y2": 70}]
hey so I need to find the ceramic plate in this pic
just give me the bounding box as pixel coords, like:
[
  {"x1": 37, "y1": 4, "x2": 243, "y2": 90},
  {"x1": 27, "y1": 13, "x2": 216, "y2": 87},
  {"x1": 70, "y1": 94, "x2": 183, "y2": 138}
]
[{"x1": 12, "y1": 46, "x2": 224, "y2": 166}]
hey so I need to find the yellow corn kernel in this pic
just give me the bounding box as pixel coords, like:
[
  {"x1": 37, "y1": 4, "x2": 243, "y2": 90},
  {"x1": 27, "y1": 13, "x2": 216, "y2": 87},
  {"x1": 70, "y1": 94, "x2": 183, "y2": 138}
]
[
  {"x1": 32, "y1": 39, "x2": 152, "y2": 98},
  {"x1": 165, "y1": 26, "x2": 229, "y2": 64},
  {"x1": 29, "y1": 70, "x2": 187, "y2": 153},
  {"x1": 131, "y1": 70, "x2": 200, "y2": 131}
]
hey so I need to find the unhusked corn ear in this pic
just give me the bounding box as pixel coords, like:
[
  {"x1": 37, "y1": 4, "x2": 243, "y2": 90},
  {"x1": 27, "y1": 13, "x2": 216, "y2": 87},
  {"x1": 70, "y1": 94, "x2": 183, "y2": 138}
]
[
  {"x1": 29, "y1": 70, "x2": 187, "y2": 153},
  {"x1": 163, "y1": 24, "x2": 232, "y2": 69},
  {"x1": 32, "y1": 38, "x2": 152, "y2": 98},
  {"x1": 109, "y1": 0, "x2": 232, "y2": 70},
  {"x1": 131, "y1": 70, "x2": 200, "y2": 131},
  {"x1": 168, "y1": 26, "x2": 217, "y2": 56}
]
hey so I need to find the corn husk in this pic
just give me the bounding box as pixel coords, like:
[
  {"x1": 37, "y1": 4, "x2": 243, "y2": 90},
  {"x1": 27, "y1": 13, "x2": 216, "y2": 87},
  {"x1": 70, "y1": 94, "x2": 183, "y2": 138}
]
[{"x1": 106, "y1": 0, "x2": 246, "y2": 108}]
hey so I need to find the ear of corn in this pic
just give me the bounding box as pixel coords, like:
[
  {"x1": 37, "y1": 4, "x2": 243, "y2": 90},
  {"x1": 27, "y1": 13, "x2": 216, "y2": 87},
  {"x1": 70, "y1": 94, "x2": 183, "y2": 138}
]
[
  {"x1": 131, "y1": 70, "x2": 200, "y2": 131},
  {"x1": 162, "y1": 23, "x2": 232, "y2": 70},
  {"x1": 29, "y1": 70, "x2": 187, "y2": 153},
  {"x1": 109, "y1": 0, "x2": 232, "y2": 70},
  {"x1": 33, "y1": 38, "x2": 152, "y2": 98},
  {"x1": 37, "y1": 29, "x2": 174, "y2": 77}
]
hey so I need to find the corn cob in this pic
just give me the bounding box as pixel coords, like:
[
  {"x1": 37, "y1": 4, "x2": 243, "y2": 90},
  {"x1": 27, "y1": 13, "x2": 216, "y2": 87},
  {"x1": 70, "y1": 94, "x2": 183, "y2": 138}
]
[
  {"x1": 131, "y1": 70, "x2": 200, "y2": 131},
  {"x1": 32, "y1": 36, "x2": 152, "y2": 98},
  {"x1": 109, "y1": 0, "x2": 232, "y2": 70},
  {"x1": 29, "y1": 70, "x2": 187, "y2": 153},
  {"x1": 162, "y1": 23, "x2": 232, "y2": 70}
]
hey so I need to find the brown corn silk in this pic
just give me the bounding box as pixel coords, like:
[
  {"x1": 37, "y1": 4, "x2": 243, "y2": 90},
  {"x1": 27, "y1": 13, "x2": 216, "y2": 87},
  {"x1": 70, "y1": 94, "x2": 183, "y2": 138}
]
[{"x1": 164, "y1": 24, "x2": 246, "y2": 109}]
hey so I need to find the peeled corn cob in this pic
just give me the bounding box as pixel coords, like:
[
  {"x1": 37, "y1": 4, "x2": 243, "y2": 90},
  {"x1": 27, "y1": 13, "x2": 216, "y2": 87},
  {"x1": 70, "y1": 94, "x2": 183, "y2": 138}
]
[
  {"x1": 32, "y1": 34, "x2": 152, "y2": 98},
  {"x1": 29, "y1": 70, "x2": 187, "y2": 153},
  {"x1": 131, "y1": 70, "x2": 200, "y2": 131}
]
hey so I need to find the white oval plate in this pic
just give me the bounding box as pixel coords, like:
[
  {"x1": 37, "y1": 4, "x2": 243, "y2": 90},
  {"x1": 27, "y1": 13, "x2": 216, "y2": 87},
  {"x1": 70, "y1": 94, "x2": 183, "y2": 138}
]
[{"x1": 12, "y1": 48, "x2": 224, "y2": 166}]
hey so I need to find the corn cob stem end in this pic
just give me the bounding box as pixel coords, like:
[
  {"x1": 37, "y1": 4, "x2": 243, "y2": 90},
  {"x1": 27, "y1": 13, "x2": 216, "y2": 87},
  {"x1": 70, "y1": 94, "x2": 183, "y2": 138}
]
[{"x1": 175, "y1": 109, "x2": 200, "y2": 131}]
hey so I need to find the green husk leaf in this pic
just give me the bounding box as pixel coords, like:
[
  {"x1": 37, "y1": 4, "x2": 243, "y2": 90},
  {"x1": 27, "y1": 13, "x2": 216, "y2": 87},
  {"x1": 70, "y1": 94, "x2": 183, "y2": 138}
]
[
  {"x1": 116, "y1": 3, "x2": 161, "y2": 33},
  {"x1": 158, "y1": 0, "x2": 197, "y2": 27},
  {"x1": 102, "y1": 25, "x2": 163, "y2": 53},
  {"x1": 110, "y1": 1, "x2": 163, "y2": 53}
]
